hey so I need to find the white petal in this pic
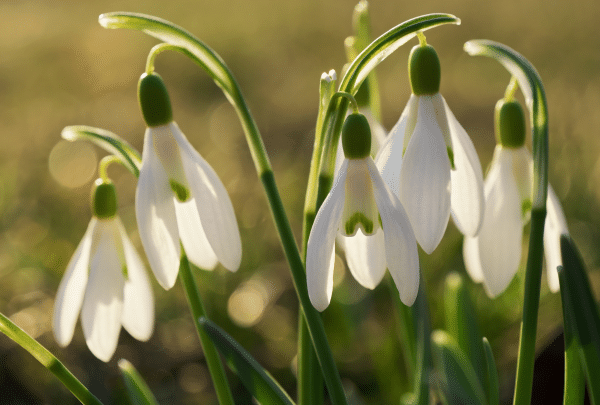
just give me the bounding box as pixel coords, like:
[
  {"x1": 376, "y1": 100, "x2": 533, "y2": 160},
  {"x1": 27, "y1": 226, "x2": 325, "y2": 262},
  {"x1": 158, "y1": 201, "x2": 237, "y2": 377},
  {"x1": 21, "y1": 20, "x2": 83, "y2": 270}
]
[
  {"x1": 442, "y1": 96, "x2": 485, "y2": 236},
  {"x1": 175, "y1": 198, "x2": 219, "y2": 270},
  {"x1": 81, "y1": 220, "x2": 125, "y2": 362},
  {"x1": 367, "y1": 159, "x2": 419, "y2": 306},
  {"x1": 118, "y1": 219, "x2": 155, "y2": 341},
  {"x1": 172, "y1": 123, "x2": 242, "y2": 272},
  {"x1": 334, "y1": 138, "x2": 345, "y2": 177},
  {"x1": 544, "y1": 185, "x2": 568, "y2": 292},
  {"x1": 401, "y1": 94, "x2": 420, "y2": 154},
  {"x1": 340, "y1": 228, "x2": 387, "y2": 289},
  {"x1": 399, "y1": 96, "x2": 451, "y2": 254},
  {"x1": 477, "y1": 148, "x2": 524, "y2": 297},
  {"x1": 136, "y1": 128, "x2": 181, "y2": 290},
  {"x1": 53, "y1": 219, "x2": 95, "y2": 347},
  {"x1": 463, "y1": 236, "x2": 484, "y2": 283},
  {"x1": 307, "y1": 160, "x2": 348, "y2": 311},
  {"x1": 375, "y1": 116, "x2": 405, "y2": 198}
]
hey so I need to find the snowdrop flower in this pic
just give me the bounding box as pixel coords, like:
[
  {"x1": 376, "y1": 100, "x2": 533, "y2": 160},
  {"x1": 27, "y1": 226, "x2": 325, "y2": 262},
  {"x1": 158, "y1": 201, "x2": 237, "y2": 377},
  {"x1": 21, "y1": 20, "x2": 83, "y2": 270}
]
[
  {"x1": 136, "y1": 72, "x2": 242, "y2": 289},
  {"x1": 463, "y1": 99, "x2": 568, "y2": 297},
  {"x1": 307, "y1": 113, "x2": 419, "y2": 311},
  {"x1": 53, "y1": 179, "x2": 154, "y2": 362},
  {"x1": 376, "y1": 39, "x2": 484, "y2": 254}
]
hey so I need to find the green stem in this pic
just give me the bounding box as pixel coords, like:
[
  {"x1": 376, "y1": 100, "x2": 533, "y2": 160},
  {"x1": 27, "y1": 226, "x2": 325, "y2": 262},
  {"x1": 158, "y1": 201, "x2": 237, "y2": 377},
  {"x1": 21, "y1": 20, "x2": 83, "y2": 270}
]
[
  {"x1": 463, "y1": 41, "x2": 549, "y2": 405},
  {"x1": 178, "y1": 252, "x2": 235, "y2": 405},
  {"x1": 98, "y1": 155, "x2": 125, "y2": 182},
  {"x1": 0, "y1": 312, "x2": 103, "y2": 405},
  {"x1": 512, "y1": 209, "x2": 546, "y2": 405}
]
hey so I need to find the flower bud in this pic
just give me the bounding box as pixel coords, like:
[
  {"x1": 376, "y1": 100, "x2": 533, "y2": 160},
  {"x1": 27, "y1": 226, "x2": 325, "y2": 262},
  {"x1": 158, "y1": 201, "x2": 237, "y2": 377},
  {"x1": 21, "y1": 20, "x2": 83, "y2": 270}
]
[
  {"x1": 342, "y1": 113, "x2": 371, "y2": 159},
  {"x1": 91, "y1": 179, "x2": 118, "y2": 219},
  {"x1": 495, "y1": 99, "x2": 526, "y2": 148},
  {"x1": 138, "y1": 72, "x2": 173, "y2": 127},
  {"x1": 409, "y1": 44, "x2": 441, "y2": 96}
]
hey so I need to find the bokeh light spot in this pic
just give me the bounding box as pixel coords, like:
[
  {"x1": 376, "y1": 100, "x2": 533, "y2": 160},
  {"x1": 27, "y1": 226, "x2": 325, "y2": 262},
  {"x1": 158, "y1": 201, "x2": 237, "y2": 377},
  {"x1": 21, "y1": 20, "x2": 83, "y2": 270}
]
[{"x1": 49, "y1": 140, "x2": 97, "y2": 188}]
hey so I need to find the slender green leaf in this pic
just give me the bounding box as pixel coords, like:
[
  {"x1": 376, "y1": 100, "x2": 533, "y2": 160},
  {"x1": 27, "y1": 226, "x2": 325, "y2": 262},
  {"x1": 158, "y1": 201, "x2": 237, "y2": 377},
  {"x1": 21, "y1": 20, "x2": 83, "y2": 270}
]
[
  {"x1": 559, "y1": 263, "x2": 585, "y2": 405},
  {"x1": 198, "y1": 317, "x2": 296, "y2": 405},
  {"x1": 62, "y1": 126, "x2": 141, "y2": 177},
  {"x1": 0, "y1": 312, "x2": 103, "y2": 405},
  {"x1": 559, "y1": 235, "x2": 600, "y2": 405},
  {"x1": 431, "y1": 330, "x2": 487, "y2": 405},
  {"x1": 482, "y1": 338, "x2": 499, "y2": 405},
  {"x1": 118, "y1": 359, "x2": 159, "y2": 405},
  {"x1": 444, "y1": 272, "x2": 487, "y2": 393}
]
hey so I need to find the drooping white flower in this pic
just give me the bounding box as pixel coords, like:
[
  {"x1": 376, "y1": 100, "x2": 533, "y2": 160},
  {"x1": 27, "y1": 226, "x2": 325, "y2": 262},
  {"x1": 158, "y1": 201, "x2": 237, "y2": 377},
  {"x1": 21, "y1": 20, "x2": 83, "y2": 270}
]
[
  {"x1": 463, "y1": 99, "x2": 568, "y2": 297},
  {"x1": 376, "y1": 43, "x2": 485, "y2": 254},
  {"x1": 307, "y1": 113, "x2": 419, "y2": 311},
  {"x1": 53, "y1": 180, "x2": 154, "y2": 362},
  {"x1": 136, "y1": 72, "x2": 242, "y2": 289}
]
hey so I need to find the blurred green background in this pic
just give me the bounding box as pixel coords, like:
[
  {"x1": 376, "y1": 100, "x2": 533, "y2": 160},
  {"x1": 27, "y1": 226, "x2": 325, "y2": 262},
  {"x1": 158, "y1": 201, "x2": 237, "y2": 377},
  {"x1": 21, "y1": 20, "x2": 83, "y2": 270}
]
[{"x1": 1, "y1": 0, "x2": 599, "y2": 403}]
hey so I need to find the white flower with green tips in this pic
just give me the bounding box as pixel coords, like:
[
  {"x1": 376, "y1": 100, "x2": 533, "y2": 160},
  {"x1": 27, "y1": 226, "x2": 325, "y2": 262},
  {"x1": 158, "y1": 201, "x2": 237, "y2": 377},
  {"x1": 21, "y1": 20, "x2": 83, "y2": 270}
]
[
  {"x1": 53, "y1": 179, "x2": 154, "y2": 362},
  {"x1": 376, "y1": 41, "x2": 485, "y2": 254},
  {"x1": 307, "y1": 113, "x2": 419, "y2": 311},
  {"x1": 463, "y1": 99, "x2": 568, "y2": 297},
  {"x1": 136, "y1": 72, "x2": 242, "y2": 290}
]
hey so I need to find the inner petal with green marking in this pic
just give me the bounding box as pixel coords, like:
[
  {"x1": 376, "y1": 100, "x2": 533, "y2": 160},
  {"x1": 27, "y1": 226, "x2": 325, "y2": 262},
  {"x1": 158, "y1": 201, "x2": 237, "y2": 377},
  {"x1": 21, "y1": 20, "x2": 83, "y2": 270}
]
[
  {"x1": 152, "y1": 125, "x2": 191, "y2": 202},
  {"x1": 341, "y1": 159, "x2": 380, "y2": 237}
]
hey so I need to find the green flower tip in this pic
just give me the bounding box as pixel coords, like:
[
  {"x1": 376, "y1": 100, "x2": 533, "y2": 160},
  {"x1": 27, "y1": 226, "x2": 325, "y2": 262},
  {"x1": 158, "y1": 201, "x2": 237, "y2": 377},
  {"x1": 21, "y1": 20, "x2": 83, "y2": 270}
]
[
  {"x1": 92, "y1": 179, "x2": 118, "y2": 219},
  {"x1": 138, "y1": 72, "x2": 173, "y2": 127},
  {"x1": 409, "y1": 44, "x2": 441, "y2": 96},
  {"x1": 495, "y1": 99, "x2": 526, "y2": 148},
  {"x1": 342, "y1": 113, "x2": 371, "y2": 159}
]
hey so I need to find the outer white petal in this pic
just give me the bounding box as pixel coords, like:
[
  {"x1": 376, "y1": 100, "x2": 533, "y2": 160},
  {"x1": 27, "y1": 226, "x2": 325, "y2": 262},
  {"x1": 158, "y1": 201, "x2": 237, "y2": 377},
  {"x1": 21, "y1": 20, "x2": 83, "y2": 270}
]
[
  {"x1": 477, "y1": 148, "x2": 524, "y2": 297},
  {"x1": 544, "y1": 185, "x2": 568, "y2": 292},
  {"x1": 463, "y1": 236, "x2": 484, "y2": 283},
  {"x1": 399, "y1": 96, "x2": 451, "y2": 254},
  {"x1": 53, "y1": 219, "x2": 95, "y2": 347},
  {"x1": 175, "y1": 198, "x2": 219, "y2": 270},
  {"x1": 375, "y1": 115, "x2": 405, "y2": 198},
  {"x1": 442, "y1": 96, "x2": 485, "y2": 236},
  {"x1": 118, "y1": 219, "x2": 155, "y2": 341},
  {"x1": 136, "y1": 128, "x2": 181, "y2": 290},
  {"x1": 81, "y1": 220, "x2": 125, "y2": 362},
  {"x1": 367, "y1": 160, "x2": 419, "y2": 306},
  {"x1": 172, "y1": 123, "x2": 242, "y2": 272},
  {"x1": 307, "y1": 160, "x2": 348, "y2": 311},
  {"x1": 340, "y1": 228, "x2": 386, "y2": 289}
]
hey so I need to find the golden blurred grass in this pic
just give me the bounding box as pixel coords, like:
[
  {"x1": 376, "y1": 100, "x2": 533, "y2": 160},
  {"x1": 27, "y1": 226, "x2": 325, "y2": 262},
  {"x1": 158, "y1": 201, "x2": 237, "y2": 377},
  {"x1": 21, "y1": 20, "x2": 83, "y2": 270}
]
[{"x1": 0, "y1": 0, "x2": 599, "y2": 403}]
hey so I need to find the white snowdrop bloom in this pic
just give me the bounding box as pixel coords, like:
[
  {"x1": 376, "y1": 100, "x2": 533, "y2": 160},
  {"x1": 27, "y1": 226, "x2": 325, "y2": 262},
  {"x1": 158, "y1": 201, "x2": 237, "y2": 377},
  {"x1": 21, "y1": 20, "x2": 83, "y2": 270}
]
[
  {"x1": 463, "y1": 99, "x2": 568, "y2": 297},
  {"x1": 376, "y1": 43, "x2": 485, "y2": 254},
  {"x1": 136, "y1": 72, "x2": 242, "y2": 290},
  {"x1": 53, "y1": 180, "x2": 154, "y2": 362},
  {"x1": 307, "y1": 113, "x2": 419, "y2": 311}
]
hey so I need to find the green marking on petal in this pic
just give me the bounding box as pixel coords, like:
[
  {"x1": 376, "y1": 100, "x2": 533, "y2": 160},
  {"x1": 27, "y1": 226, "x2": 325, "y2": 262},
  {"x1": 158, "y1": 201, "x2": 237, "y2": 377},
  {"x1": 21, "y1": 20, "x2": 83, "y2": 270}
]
[
  {"x1": 378, "y1": 214, "x2": 382, "y2": 228},
  {"x1": 522, "y1": 199, "x2": 532, "y2": 218},
  {"x1": 122, "y1": 264, "x2": 128, "y2": 279},
  {"x1": 345, "y1": 212, "x2": 374, "y2": 235},
  {"x1": 447, "y1": 146, "x2": 455, "y2": 170},
  {"x1": 170, "y1": 179, "x2": 191, "y2": 202}
]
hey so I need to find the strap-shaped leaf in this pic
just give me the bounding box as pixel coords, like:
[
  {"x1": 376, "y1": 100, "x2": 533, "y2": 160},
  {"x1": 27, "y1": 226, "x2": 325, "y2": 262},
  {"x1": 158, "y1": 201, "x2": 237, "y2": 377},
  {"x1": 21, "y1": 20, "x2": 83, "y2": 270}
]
[
  {"x1": 62, "y1": 126, "x2": 141, "y2": 177},
  {"x1": 198, "y1": 317, "x2": 296, "y2": 405},
  {"x1": 559, "y1": 235, "x2": 600, "y2": 405},
  {"x1": 482, "y1": 338, "x2": 499, "y2": 405},
  {"x1": 431, "y1": 330, "x2": 488, "y2": 405},
  {"x1": 444, "y1": 273, "x2": 487, "y2": 393},
  {"x1": 118, "y1": 359, "x2": 159, "y2": 405}
]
